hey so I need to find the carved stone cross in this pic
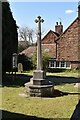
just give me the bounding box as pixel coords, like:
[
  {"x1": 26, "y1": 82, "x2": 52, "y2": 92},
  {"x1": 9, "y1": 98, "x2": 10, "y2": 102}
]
[{"x1": 35, "y1": 16, "x2": 44, "y2": 70}]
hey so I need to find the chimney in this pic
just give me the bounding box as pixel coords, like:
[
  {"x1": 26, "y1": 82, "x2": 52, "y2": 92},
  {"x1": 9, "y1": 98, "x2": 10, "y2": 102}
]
[
  {"x1": 78, "y1": 2, "x2": 80, "y2": 18},
  {"x1": 60, "y1": 22, "x2": 62, "y2": 25},
  {"x1": 56, "y1": 22, "x2": 58, "y2": 25},
  {"x1": 55, "y1": 21, "x2": 63, "y2": 35}
]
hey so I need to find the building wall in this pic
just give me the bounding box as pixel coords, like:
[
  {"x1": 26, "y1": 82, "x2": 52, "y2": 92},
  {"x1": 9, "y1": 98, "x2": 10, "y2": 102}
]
[
  {"x1": 78, "y1": 17, "x2": 80, "y2": 64},
  {"x1": 41, "y1": 30, "x2": 59, "y2": 59},
  {"x1": 71, "y1": 62, "x2": 80, "y2": 69},
  {"x1": 2, "y1": 2, "x2": 18, "y2": 73},
  {"x1": 41, "y1": 44, "x2": 56, "y2": 58},
  {"x1": 41, "y1": 30, "x2": 58, "y2": 44},
  {"x1": 57, "y1": 18, "x2": 79, "y2": 62}
]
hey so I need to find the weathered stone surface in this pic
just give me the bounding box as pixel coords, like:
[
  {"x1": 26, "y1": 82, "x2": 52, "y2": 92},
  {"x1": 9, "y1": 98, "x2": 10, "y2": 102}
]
[
  {"x1": 18, "y1": 63, "x2": 23, "y2": 73},
  {"x1": 25, "y1": 81, "x2": 54, "y2": 97},
  {"x1": 32, "y1": 70, "x2": 48, "y2": 85},
  {"x1": 33, "y1": 70, "x2": 46, "y2": 80},
  {"x1": 29, "y1": 85, "x2": 54, "y2": 97},
  {"x1": 33, "y1": 79, "x2": 48, "y2": 85}
]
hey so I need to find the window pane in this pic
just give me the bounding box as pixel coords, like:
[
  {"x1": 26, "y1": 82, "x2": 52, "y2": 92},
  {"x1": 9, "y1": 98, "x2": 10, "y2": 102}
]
[
  {"x1": 51, "y1": 61, "x2": 54, "y2": 67},
  {"x1": 49, "y1": 61, "x2": 54, "y2": 67},
  {"x1": 49, "y1": 61, "x2": 51, "y2": 67},
  {"x1": 66, "y1": 62, "x2": 70, "y2": 68},
  {"x1": 61, "y1": 61, "x2": 65, "y2": 67},
  {"x1": 56, "y1": 61, "x2": 59, "y2": 67},
  {"x1": 44, "y1": 48, "x2": 50, "y2": 52}
]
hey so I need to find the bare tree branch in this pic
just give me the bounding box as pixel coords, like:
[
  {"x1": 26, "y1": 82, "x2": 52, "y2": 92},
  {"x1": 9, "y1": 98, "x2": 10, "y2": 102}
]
[{"x1": 19, "y1": 26, "x2": 34, "y2": 45}]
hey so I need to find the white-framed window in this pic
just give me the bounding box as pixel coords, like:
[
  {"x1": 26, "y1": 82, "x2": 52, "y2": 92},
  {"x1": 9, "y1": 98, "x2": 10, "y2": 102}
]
[
  {"x1": 66, "y1": 62, "x2": 71, "y2": 69},
  {"x1": 49, "y1": 60, "x2": 71, "y2": 69},
  {"x1": 56, "y1": 61, "x2": 60, "y2": 68},
  {"x1": 61, "y1": 61, "x2": 65, "y2": 68},
  {"x1": 49, "y1": 61, "x2": 54, "y2": 68}
]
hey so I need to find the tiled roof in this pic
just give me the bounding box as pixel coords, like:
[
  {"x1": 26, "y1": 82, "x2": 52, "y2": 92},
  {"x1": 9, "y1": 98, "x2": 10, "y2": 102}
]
[
  {"x1": 19, "y1": 46, "x2": 36, "y2": 58},
  {"x1": 19, "y1": 43, "x2": 56, "y2": 59},
  {"x1": 41, "y1": 29, "x2": 59, "y2": 43},
  {"x1": 56, "y1": 17, "x2": 78, "y2": 41}
]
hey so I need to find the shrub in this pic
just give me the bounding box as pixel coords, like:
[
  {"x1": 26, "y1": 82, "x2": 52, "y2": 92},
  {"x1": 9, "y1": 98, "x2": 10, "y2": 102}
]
[
  {"x1": 46, "y1": 68, "x2": 66, "y2": 73},
  {"x1": 32, "y1": 51, "x2": 51, "y2": 70}
]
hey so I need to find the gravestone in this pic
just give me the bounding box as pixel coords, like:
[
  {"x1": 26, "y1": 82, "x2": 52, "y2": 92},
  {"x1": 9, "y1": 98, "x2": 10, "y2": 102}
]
[
  {"x1": 25, "y1": 16, "x2": 54, "y2": 97},
  {"x1": 18, "y1": 63, "x2": 23, "y2": 73}
]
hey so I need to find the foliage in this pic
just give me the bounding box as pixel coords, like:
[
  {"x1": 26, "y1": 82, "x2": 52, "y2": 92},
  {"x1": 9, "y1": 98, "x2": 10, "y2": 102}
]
[
  {"x1": 47, "y1": 68, "x2": 80, "y2": 74},
  {"x1": 32, "y1": 52, "x2": 37, "y2": 69},
  {"x1": 18, "y1": 54, "x2": 33, "y2": 71},
  {"x1": 2, "y1": 2, "x2": 18, "y2": 73},
  {"x1": 46, "y1": 68, "x2": 66, "y2": 73},
  {"x1": 42, "y1": 52, "x2": 51, "y2": 69},
  {"x1": 32, "y1": 51, "x2": 51, "y2": 70}
]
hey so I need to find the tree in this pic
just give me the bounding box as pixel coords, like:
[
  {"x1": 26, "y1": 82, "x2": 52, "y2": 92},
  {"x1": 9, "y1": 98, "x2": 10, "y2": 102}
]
[
  {"x1": 27, "y1": 28, "x2": 34, "y2": 44},
  {"x1": 19, "y1": 27, "x2": 28, "y2": 41},
  {"x1": 19, "y1": 26, "x2": 34, "y2": 45}
]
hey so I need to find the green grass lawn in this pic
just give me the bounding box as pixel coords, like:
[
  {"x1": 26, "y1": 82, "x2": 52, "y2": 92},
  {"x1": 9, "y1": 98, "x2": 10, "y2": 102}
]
[
  {"x1": 2, "y1": 70, "x2": 80, "y2": 119},
  {"x1": 1, "y1": 83, "x2": 80, "y2": 119}
]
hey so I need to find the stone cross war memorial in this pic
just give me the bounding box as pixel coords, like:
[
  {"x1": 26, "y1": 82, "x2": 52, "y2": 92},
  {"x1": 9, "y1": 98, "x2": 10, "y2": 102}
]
[{"x1": 25, "y1": 16, "x2": 54, "y2": 97}]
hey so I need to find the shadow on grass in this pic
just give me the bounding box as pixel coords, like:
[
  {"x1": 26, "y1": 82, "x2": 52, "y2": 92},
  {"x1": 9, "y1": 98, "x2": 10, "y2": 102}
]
[
  {"x1": 47, "y1": 76, "x2": 80, "y2": 85},
  {"x1": 2, "y1": 74, "x2": 32, "y2": 87},
  {"x1": 70, "y1": 100, "x2": 80, "y2": 120},
  {"x1": 1, "y1": 110, "x2": 50, "y2": 120},
  {"x1": 2, "y1": 73, "x2": 80, "y2": 87},
  {"x1": 51, "y1": 89, "x2": 80, "y2": 98}
]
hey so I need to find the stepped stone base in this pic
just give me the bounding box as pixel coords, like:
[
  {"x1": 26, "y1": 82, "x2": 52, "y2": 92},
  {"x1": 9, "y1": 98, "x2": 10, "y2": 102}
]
[
  {"x1": 24, "y1": 70, "x2": 54, "y2": 97},
  {"x1": 25, "y1": 82, "x2": 54, "y2": 97}
]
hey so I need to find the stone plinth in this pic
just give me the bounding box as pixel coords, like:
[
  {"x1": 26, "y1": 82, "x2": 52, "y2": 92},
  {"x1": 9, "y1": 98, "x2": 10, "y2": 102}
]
[
  {"x1": 33, "y1": 70, "x2": 46, "y2": 80},
  {"x1": 25, "y1": 81, "x2": 54, "y2": 97},
  {"x1": 32, "y1": 70, "x2": 48, "y2": 85},
  {"x1": 24, "y1": 70, "x2": 54, "y2": 97}
]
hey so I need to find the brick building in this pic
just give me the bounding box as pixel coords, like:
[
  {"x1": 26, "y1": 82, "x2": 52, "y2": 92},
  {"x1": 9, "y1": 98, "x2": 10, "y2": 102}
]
[
  {"x1": 41, "y1": 30, "x2": 59, "y2": 58},
  {"x1": 20, "y1": 30, "x2": 60, "y2": 59},
  {"x1": 20, "y1": 3, "x2": 80, "y2": 69},
  {"x1": 53, "y1": 3, "x2": 80, "y2": 69}
]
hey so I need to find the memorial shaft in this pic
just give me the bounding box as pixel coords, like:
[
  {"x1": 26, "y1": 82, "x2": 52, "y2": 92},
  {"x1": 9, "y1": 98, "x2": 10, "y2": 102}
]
[
  {"x1": 35, "y1": 16, "x2": 44, "y2": 70},
  {"x1": 37, "y1": 18, "x2": 42, "y2": 70}
]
